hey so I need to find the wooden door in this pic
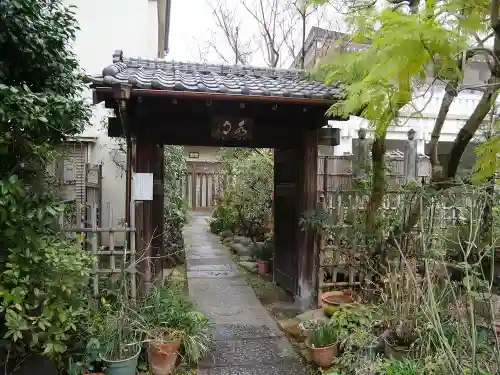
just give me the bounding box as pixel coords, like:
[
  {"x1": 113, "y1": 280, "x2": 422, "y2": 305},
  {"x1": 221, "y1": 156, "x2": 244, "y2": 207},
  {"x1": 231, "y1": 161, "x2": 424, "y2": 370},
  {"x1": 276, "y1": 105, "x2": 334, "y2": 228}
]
[
  {"x1": 273, "y1": 149, "x2": 299, "y2": 295},
  {"x1": 186, "y1": 162, "x2": 221, "y2": 211}
]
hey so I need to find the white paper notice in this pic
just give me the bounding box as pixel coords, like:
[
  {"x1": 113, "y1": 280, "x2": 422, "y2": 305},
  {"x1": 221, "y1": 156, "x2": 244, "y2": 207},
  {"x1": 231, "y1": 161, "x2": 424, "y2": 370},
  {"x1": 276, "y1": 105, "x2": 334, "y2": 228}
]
[{"x1": 132, "y1": 173, "x2": 153, "y2": 201}]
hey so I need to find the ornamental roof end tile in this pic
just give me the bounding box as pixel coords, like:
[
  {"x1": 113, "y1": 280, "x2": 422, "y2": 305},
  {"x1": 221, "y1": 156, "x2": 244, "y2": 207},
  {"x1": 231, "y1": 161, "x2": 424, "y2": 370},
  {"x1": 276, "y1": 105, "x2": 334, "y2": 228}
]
[{"x1": 90, "y1": 49, "x2": 344, "y2": 101}]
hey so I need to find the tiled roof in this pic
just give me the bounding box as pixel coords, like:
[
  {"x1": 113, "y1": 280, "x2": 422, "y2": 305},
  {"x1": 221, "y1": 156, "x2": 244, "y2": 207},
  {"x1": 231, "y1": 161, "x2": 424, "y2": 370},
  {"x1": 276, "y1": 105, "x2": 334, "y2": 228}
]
[{"x1": 90, "y1": 50, "x2": 343, "y2": 100}]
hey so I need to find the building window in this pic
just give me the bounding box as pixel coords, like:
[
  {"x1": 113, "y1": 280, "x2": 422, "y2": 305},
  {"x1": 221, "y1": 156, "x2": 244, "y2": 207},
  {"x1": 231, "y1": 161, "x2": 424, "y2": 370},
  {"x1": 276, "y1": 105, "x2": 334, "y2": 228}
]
[{"x1": 189, "y1": 152, "x2": 199, "y2": 159}]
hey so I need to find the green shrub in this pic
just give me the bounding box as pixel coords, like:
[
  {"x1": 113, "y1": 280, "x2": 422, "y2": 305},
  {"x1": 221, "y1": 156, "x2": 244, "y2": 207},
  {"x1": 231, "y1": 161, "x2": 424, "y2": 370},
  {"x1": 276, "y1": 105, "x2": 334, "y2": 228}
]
[
  {"x1": 308, "y1": 324, "x2": 339, "y2": 348},
  {"x1": 0, "y1": 177, "x2": 94, "y2": 358},
  {"x1": 136, "y1": 285, "x2": 213, "y2": 365},
  {"x1": 211, "y1": 149, "x2": 273, "y2": 239}
]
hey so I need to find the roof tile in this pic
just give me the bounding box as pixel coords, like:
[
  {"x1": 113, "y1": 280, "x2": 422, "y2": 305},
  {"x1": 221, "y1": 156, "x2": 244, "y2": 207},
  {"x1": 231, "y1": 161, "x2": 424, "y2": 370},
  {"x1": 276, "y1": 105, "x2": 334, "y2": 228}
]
[{"x1": 90, "y1": 50, "x2": 343, "y2": 101}]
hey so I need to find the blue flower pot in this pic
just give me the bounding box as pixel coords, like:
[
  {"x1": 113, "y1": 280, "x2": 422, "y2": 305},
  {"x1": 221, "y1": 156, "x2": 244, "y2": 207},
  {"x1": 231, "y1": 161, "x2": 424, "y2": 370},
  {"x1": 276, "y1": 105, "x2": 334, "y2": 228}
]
[{"x1": 103, "y1": 346, "x2": 140, "y2": 375}]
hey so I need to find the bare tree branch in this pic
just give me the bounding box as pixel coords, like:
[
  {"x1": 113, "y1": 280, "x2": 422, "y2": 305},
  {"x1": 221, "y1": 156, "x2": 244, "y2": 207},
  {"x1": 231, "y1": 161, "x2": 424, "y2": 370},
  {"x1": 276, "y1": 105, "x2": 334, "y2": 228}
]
[
  {"x1": 207, "y1": 0, "x2": 253, "y2": 65},
  {"x1": 240, "y1": 0, "x2": 295, "y2": 67}
]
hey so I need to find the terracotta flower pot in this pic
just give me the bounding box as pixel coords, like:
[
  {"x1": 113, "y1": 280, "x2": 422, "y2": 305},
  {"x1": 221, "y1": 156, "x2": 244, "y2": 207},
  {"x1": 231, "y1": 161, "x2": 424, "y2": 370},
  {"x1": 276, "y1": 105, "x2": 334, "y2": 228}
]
[
  {"x1": 321, "y1": 290, "x2": 360, "y2": 317},
  {"x1": 305, "y1": 341, "x2": 339, "y2": 368},
  {"x1": 257, "y1": 260, "x2": 269, "y2": 276},
  {"x1": 147, "y1": 340, "x2": 181, "y2": 375}
]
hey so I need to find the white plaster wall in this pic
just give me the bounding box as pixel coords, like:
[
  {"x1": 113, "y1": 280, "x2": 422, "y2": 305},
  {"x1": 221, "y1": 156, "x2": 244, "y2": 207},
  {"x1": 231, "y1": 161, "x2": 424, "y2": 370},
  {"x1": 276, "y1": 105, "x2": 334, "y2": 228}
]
[
  {"x1": 65, "y1": 0, "x2": 158, "y2": 244},
  {"x1": 329, "y1": 88, "x2": 490, "y2": 156}
]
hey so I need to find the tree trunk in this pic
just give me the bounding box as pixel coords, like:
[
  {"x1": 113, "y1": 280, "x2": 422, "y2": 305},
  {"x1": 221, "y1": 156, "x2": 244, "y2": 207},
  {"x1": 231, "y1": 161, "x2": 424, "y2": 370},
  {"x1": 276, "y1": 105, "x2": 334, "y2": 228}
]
[{"x1": 366, "y1": 134, "x2": 386, "y2": 253}]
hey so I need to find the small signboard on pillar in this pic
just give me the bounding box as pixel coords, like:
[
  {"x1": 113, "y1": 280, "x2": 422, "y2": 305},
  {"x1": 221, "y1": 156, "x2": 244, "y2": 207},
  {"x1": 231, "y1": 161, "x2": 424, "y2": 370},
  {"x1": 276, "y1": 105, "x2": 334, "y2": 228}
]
[{"x1": 132, "y1": 173, "x2": 154, "y2": 201}]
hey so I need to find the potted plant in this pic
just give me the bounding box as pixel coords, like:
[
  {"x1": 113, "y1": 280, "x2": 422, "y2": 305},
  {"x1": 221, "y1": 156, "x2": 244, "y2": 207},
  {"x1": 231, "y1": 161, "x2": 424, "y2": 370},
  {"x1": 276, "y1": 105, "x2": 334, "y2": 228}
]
[
  {"x1": 305, "y1": 324, "x2": 340, "y2": 368},
  {"x1": 381, "y1": 264, "x2": 421, "y2": 359},
  {"x1": 342, "y1": 328, "x2": 379, "y2": 360},
  {"x1": 97, "y1": 310, "x2": 141, "y2": 375},
  {"x1": 254, "y1": 241, "x2": 273, "y2": 276},
  {"x1": 137, "y1": 285, "x2": 213, "y2": 370},
  {"x1": 145, "y1": 328, "x2": 183, "y2": 375},
  {"x1": 321, "y1": 290, "x2": 361, "y2": 317},
  {"x1": 299, "y1": 319, "x2": 327, "y2": 339}
]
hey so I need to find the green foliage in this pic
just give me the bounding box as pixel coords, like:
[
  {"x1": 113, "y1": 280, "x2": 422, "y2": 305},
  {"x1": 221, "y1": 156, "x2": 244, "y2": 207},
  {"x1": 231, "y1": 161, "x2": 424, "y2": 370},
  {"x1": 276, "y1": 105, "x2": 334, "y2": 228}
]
[
  {"x1": 308, "y1": 324, "x2": 340, "y2": 348},
  {"x1": 0, "y1": 177, "x2": 94, "y2": 358},
  {"x1": 135, "y1": 285, "x2": 213, "y2": 365},
  {"x1": 313, "y1": 3, "x2": 468, "y2": 133},
  {"x1": 328, "y1": 305, "x2": 377, "y2": 339},
  {"x1": 381, "y1": 358, "x2": 426, "y2": 375},
  {"x1": 253, "y1": 241, "x2": 274, "y2": 261},
  {"x1": 0, "y1": 0, "x2": 89, "y2": 181},
  {"x1": 211, "y1": 148, "x2": 273, "y2": 239},
  {"x1": 210, "y1": 195, "x2": 237, "y2": 234},
  {"x1": 0, "y1": 0, "x2": 91, "y2": 364},
  {"x1": 163, "y1": 146, "x2": 188, "y2": 262}
]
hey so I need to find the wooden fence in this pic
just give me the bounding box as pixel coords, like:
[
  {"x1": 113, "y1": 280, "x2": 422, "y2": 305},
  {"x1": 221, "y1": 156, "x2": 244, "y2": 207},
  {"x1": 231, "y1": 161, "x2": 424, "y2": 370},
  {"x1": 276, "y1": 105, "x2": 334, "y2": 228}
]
[
  {"x1": 317, "y1": 151, "x2": 431, "y2": 195},
  {"x1": 60, "y1": 202, "x2": 137, "y2": 299},
  {"x1": 317, "y1": 187, "x2": 474, "y2": 291}
]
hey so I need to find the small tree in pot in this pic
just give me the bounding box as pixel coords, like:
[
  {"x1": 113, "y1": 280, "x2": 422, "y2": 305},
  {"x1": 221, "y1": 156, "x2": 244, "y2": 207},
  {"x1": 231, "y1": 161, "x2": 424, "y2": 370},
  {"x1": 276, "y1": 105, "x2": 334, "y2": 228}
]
[{"x1": 254, "y1": 241, "x2": 273, "y2": 276}]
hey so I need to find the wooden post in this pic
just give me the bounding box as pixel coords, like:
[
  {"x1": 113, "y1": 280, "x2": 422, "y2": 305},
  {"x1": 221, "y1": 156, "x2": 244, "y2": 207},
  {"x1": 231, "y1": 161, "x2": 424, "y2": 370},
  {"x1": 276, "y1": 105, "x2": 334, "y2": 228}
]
[
  {"x1": 135, "y1": 135, "x2": 155, "y2": 295},
  {"x1": 323, "y1": 156, "x2": 328, "y2": 204},
  {"x1": 191, "y1": 165, "x2": 197, "y2": 210},
  {"x1": 296, "y1": 129, "x2": 318, "y2": 309},
  {"x1": 152, "y1": 144, "x2": 164, "y2": 277}
]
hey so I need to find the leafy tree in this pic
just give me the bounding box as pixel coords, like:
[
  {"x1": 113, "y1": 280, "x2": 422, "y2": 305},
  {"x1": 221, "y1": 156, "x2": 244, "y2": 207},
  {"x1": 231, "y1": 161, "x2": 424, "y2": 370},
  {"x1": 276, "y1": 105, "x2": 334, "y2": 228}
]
[
  {"x1": 310, "y1": 0, "x2": 500, "y2": 258},
  {"x1": 163, "y1": 146, "x2": 188, "y2": 266},
  {"x1": 0, "y1": 0, "x2": 91, "y2": 361},
  {"x1": 211, "y1": 148, "x2": 273, "y2": 239}
]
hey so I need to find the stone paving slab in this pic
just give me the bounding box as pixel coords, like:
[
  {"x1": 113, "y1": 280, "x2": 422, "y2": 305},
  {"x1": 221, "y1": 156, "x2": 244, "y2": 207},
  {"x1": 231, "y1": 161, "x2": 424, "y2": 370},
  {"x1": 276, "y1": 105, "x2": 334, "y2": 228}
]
[
  {"x1": 187, "y1": 269, "x2": 240, "y2": 278},
  {"x1": 198, "y1": 337, "x2": 299, "y2": 368},
  {"x1": 197, "y1": 362, "x2": 311, "y2": 375},
  {"x1": 214, "y1": 324, "x2": 281, "y2": 340},
  {"x1": 186, "y1": 257, "x2": 233, "y2": 267},
  {"x1": 187, "y1": 264, "x2": 235, "y2": 271},
  {"x1": 184, "y1": 212, "x2": 309, "y2": 375}
]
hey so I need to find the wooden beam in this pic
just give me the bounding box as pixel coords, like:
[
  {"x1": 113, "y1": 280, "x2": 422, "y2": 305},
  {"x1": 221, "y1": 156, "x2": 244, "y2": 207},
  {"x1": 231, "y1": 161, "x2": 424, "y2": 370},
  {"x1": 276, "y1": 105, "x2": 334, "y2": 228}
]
[{"x1": 127, "y1": 117, "x2": 304, "y2": 149}]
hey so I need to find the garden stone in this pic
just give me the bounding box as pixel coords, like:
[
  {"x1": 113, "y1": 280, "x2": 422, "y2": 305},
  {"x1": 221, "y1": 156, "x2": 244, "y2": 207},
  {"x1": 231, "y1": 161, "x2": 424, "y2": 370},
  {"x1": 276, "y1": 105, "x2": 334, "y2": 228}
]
[
  {"x1": 220, "y1": 230, "x2": 233, "y2": 238},
  {"x1": 229, "y1": 242, "x2": 252, "y2": 257},
  {"x1": 295, "y1": 308, "x2": 328, "y2": 323},
  {"x1": 234, "y1": 235, "x2": 252, "y2": 247},
  {"x1": 277, "y1": 318, "x2": 301, "y2": 338},
  {"x1": 239, "y1": 256, "x2": 253, "y2": 262},
  {"x1": 251, "y1": 241, "x2": 265, "y2": 253},
  {"x1": 222, "y1": 237, "x2": 232, "y2": 245},
  {"x1": 239, "y1": 261, "x2": 258, "y2": 272}
]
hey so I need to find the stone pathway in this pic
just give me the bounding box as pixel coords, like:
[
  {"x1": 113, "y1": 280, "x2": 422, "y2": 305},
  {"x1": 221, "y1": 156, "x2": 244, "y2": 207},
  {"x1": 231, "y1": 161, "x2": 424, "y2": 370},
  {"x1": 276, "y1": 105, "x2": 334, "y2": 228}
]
[{"x1": 184, "y1": 212, "x2": 310, "y2": 375}]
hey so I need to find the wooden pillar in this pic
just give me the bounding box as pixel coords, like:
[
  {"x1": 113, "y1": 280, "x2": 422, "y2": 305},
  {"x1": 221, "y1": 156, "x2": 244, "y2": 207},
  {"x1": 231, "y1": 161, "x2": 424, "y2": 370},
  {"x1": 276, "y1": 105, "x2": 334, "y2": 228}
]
[
  {"x1": 152, "y1": 144, "x2": 164, "y2": 275},
  {"x1": 296, "y1": 128, "x2": 318, "y2": 309},
  {"x1": 135, "y1": 134, "x2": 155, "y2": 294}
]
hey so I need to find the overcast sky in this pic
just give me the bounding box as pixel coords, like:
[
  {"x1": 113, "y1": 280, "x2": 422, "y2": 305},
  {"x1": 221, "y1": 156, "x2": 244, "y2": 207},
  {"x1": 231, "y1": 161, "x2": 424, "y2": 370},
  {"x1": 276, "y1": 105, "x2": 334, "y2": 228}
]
[{"x1": 167, "y1": 0, "x2": 344, "y2": 67}]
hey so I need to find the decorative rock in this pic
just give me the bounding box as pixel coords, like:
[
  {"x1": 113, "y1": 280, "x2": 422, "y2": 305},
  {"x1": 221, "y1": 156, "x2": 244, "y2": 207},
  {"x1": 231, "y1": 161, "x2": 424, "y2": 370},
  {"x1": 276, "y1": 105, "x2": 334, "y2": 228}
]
[
  {"x1": 234, "y1": 235, "x2": 252, "y2": 247},
  {"x1": 299, "y1": 348, "x2": 313, "y2": 363},
  {"x1": 220, "y1": 230, "x2": 233, "y2": 238},
  {"x1": 239, "y1": 256, "x2": 253, "y2": 262},
  {"x1": 222, "y1": 237, "x2": 232, "y2": 245},
  {"x1": 277, "y1": 318, "x2": 302, "y2": 338},
  {"x1": 229, "y1": 242, "x2": 252, "y2": 257},
  {"x1": 239, "y1": 261, "x2": 258, "y2": 273},
  {"x1": 295, "y1": 308, "x2": 328, "y2": 323}
]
